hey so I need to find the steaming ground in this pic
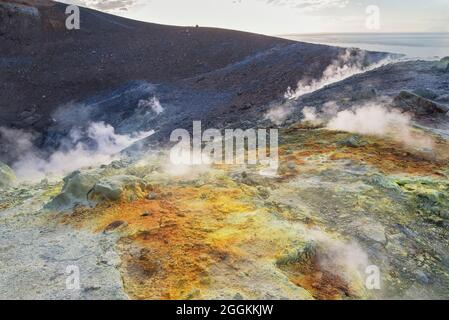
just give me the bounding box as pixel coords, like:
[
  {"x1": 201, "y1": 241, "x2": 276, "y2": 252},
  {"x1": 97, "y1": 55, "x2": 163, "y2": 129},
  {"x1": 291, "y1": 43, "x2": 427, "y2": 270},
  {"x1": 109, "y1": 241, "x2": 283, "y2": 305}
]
[
  {"x1": 2, "y1": 119, "x2": 449, "y2": 299},
  {"x1": 1, "y1": 0, "x2": 449, "y2": 300},
  {"x1": 299, "y1": 102, "x2": 434, "y2": 150},
  {"x1": 283, "y1": 49, "x2": 395, "y2": 101},
  {"x1": 1, "y1": 53, "x2": 449, "y2": 300},
  {"x1": 0, "y1": 122, "x2": 153, "y2": 181},
  {"x1": 1, "y1": 52, "x2": 449, "y2": 300}
]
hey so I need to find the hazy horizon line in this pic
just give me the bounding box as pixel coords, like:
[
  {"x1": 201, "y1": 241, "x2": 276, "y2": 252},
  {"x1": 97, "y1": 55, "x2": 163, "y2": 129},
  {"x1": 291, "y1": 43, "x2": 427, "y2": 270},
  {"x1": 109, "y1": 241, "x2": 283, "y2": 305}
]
[{"x1": 278, "y1": 32, "x2": 449, "y2": 36}]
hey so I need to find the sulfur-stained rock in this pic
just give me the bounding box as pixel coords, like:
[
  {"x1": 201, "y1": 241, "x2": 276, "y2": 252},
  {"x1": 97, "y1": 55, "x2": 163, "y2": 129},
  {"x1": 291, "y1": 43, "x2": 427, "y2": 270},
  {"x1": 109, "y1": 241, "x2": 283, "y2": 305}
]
[
  {"x1": 337, "y1": 135, "x2": 367, "y2": 148},
  {"x1": 147, "y1": 192, "x2": 157, "y2": 200},
  {"x1": 0, "y1": 161, "x2": 16, "y2": 190},
  {"x1": 46, "y1": 170, "x2": 102, "y2": 210},
  {"x1": 89, "y1": 175, "x2": 147, "y2": 202},
  {"x1": 396, "y1": 178, "x2": 449, "y2": 217},
  {"x1": 276, "y1": 241, "x2": 317, "y2": 266},
  {"x1": 239, "y1": 171, "x2": 272, "y2": 186},
  {"x1": 368, "y1": 174, "x2": 401, "y2": 192},
  {"x1": 354, "y1": 219, "x2": 387, "y2": 245},
  {"x1": 141, "y1": 211, "x2": 152, "y2": 217},
  {"x1": 104, "y1": 220, "x2": 128, "y2": 234}
]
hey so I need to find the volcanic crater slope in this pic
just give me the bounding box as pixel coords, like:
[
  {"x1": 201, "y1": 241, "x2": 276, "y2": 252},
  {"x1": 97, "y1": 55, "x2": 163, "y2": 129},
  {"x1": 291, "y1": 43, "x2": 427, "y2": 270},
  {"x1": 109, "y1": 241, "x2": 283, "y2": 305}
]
[
  {"x1": 0, "y1": 0, "x2": 390, "y2": 160},
  {"x1": 1, "y1": 0, "x2": 449, "y2": 301}
]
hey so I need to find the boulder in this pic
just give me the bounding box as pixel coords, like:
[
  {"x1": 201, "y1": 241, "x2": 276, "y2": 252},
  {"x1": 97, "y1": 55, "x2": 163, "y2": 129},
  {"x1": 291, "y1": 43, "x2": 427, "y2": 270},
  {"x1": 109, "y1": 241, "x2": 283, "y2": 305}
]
[
  {"x1": 369, "y1": 174, "x2": 401, "y2": 192},
  {"x1": 276, "y1": 241, "x2": 317, "y2": 266},
  {"x1": 0, "y1": 161, "x2": 16, "y2": 189},
  {"x1": 103, "y1": 220, "x2": 128, "y2": 234},
  {"x1": 392, "y1": 91, "x2": 449, "y2": 116},
  {"x1": 46, "y1": 170, "x2": 102, "y2": 210},
  {"x1": 337, "y1": 135, "x2": 367, "y2": 148},
  {"x1": 356, "y1": 221, "x2": 387, "y2": 245},
  {"x1": 415, "y1": 270, "x2": 430, "y2": 285},
  {"x1": 436, "y1": 93, "x2": 449, "y2": 103},
  {"x1": 433, "y1": 58, "x2": 449, "y2": 72},
  {"x1": 412, "y1": 88, "x2": 438, "y2": 100},
  {"x1": 88, "y1": 175, "x2": 147, "y2": 202}
]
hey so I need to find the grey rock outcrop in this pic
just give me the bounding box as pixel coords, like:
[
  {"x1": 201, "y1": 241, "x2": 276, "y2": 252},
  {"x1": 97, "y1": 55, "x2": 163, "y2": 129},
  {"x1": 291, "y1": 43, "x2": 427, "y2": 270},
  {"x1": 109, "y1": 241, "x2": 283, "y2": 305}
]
[
  {"x1": 0, "y1": 161, "x2": 16, "y2": 190},
  {"x1": 392, "y1": 91, "x2": 449, "y2": 116},
  {"x1": 88, "y1": 175, "x2": 147, "y2": 202},
  {"x1": 46, "y1": 170, "x2": 102, "y2": 210}
]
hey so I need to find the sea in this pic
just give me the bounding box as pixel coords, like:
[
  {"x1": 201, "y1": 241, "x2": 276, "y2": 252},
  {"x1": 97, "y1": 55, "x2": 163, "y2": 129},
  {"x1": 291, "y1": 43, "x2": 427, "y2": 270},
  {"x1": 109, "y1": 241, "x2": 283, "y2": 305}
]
[{"x1": 279, "y1": 33, "x2": 449, "y2": 60}]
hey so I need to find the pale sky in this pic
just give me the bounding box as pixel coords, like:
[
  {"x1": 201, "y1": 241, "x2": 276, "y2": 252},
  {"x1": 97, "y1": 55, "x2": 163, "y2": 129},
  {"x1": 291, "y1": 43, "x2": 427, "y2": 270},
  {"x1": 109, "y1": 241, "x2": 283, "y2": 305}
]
[{"x1": 60, "y1": 0, "x2": 449, "y2": 35}]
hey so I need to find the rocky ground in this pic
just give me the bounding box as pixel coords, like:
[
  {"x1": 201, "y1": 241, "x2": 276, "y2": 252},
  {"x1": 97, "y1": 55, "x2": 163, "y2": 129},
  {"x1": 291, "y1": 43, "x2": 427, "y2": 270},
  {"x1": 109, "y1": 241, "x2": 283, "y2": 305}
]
[
  {"x1": 1, "y1": 0, "x2": 449, "y2": 300},
  {"x1": 0, "y1": 0, "x2": 388, "y2": 162},
  {"x1": 1, "y1": 122, "x2": 449, "y2": 299}
]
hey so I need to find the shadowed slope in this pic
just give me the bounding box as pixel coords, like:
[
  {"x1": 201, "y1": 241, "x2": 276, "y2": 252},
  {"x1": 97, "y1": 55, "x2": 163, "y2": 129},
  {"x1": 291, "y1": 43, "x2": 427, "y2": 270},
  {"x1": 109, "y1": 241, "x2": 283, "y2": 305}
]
[{"x1": 0, "y1": 0, "x2": 291, "y2": 129}]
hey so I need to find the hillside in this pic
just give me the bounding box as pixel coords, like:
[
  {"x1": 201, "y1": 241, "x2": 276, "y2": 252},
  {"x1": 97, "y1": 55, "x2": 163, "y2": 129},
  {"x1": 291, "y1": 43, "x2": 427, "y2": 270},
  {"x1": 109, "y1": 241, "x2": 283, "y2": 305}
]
[
  {"x1": 1, "y1": 0, "x2": 449, "y2": 301},
  {"x1": 0, "y1": 0, "x2": 389, "y2": 162},
  {"x1": 1, "y1": 0, "x2": 291, "y2": 131}
]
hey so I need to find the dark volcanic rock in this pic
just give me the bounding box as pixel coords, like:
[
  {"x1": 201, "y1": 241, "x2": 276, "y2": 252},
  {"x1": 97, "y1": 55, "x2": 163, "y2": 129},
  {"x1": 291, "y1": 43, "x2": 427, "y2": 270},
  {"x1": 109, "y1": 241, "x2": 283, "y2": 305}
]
[
  {"x1": 104, "y1": 220, "x2": 128, "y2": 233},
  {"x1": 286, "y1": 60, "x2": 449, "y2": 129},
  {"x1": 0, "y1": 0, "x2": 290, "y2": 132},
  {"x1": 393, "y1": 91, "x2": 449, "y2": 116},
  {"x1": 0, "y1": 0, "x2": 389, "y2": 162},
  {"x1": 412, "y1": 88, "x2": 438, "y2": 100}
]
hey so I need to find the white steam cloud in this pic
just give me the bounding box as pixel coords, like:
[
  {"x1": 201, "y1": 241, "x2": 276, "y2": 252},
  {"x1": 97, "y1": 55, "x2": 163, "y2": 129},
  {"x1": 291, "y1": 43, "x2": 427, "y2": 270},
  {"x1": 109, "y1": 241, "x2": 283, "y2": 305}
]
[
  {"x1": 138, "y1": 96, "x2": 164, "y2": 114},
  {"x1": 264, "y1": 105, "x2": 293, "y2": 125},
  {"x1": 305, "y1": 227, "x2": 370, "y2": 294},
  {"x1": 285, "y1": 49, "x2": 390, "y2": 100},
  {"x1": 326, "y1": 104, "x2": 409, "y2": 135},
  {"x1": 0, "y1": 126, "x2": 36, "y2": 160},
  {"x1": 302, "y1": 102, "x2": 434, "y2": 150},
  {"x1": 1, "y1": 122, "x2": 153, "y2": 182},
  {"x1": 301, "y1": 106, "x2": 319, "y2": 123},
  {"x1": 301, "y1": 101, "x2": 341, "y2": 126},
  {"x1": 265, "y1": 49, "x2": 393, "y2": 126}
]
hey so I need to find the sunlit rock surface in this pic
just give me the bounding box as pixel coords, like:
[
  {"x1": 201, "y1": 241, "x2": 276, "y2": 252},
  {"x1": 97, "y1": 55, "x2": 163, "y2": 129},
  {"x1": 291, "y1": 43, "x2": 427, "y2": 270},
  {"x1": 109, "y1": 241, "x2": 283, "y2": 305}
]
[
  {"x1": 2, "y1": 122, "x2": 448, "y2": 300},
  {"x1": 46, "y1": 170, "x2": 102, "y2": 210},
  {"x1": 1, "y1": 0, "x2": 449, "y2": 301},
  {"x1": 0, "y1": 181, "x2": 126, "y2": 299},
  {"x1": 0, "y1": 162, "x2": 16, "y2": 190},
  {"x1": 89, "y1": 175, "x2": 147, "y2": 202}
]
